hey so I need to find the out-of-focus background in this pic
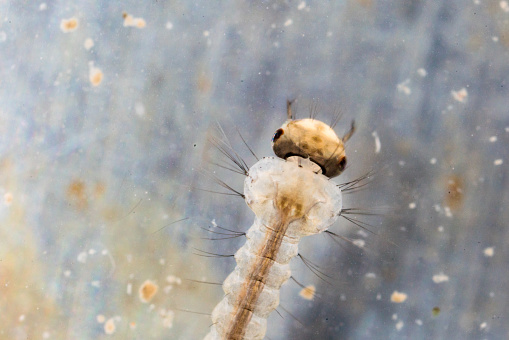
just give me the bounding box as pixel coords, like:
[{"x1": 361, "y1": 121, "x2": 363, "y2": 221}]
[{"x1": 1, "y1": 1, "x2": 508, "y2": 339}]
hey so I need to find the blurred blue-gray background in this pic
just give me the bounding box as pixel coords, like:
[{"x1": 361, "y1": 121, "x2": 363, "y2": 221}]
[{"x1": 1, "y1": 1, "x2": 508, "y2": 339}]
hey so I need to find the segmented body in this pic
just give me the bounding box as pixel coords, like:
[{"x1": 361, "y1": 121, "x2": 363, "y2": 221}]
[{"x1": 205, "y1": 114, "x2": 351, "y2": 340}]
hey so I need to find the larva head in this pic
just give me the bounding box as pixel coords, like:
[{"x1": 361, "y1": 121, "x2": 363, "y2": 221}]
[{"x1": 272, "y1": 118, "x2": 347, "y2": 178}]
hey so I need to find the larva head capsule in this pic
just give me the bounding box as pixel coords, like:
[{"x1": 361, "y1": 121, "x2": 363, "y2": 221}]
[{"x1": 272, "y1": 118, "x2": 347, "y2": 178}]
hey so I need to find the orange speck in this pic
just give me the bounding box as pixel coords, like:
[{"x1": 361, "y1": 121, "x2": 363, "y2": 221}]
[
  {"x1": 4, "y1": 192, "x2": 13, "y2": 205},
  {"x1": 89, "y1": 67, "x2": 103, "y2": 86},
  {"x1": 94, "y1": 182, "x2": 106, "y2": 198},
  {"x1": 197, "y1": 73, "x2": 212, "y2": 93},
  {"x1": 390, "y1": 291, "x2": 408, "y2": 303},
  {"x1": 123, "y1": 12, "x2": 146, "y2": 29},
  {"x1": 60, "y1": 17, "x2": 79, "y2": 33},
  {"x1": 104, "y1": 318, "x2": 116, "y2": 334},
  {"x1": 298, "y1": 285, "x2": 316, "y2": 300},
  {"x1": 135, "y1": 18, "x2": 146, "y2": 28},
  {"x1": 139, "y1": 280, "x2": 158, "y2": 303}
]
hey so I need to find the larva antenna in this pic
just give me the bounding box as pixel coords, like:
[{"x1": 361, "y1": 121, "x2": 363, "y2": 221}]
[
  {"x1": 342, "y1": 120, "x2": 356, "y2": 143},
  {"x1": 287, "y1": 98, "x2": 295, "y2": 120}
]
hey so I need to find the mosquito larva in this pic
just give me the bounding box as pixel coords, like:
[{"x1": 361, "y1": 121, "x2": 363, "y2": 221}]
[{"x1": 205, "y1": 101, "x2": 356, "y2": 340}]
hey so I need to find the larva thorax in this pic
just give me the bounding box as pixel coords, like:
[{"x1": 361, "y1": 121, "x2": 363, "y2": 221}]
[{"x1": 205, "y1": 110, "x2": 350, "y2": 340}]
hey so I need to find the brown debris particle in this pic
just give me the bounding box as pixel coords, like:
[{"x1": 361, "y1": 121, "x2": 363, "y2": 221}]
[
  {"x1": 139, "y1": 280, "x2": 158, "y2": 303},
  {"x1": 444, "y1": 175, "x2": 464, "y2": 211},
  {"x1": 67, "y1": 179, "x2": 88, "y2": 209}
]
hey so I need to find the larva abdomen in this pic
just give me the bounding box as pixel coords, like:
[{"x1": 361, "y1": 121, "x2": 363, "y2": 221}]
[{"x1": 206, "y1": 156, "x2": 342, "y2": 339}]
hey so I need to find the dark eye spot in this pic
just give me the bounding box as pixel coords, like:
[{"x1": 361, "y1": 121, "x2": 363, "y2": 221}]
[
  {"x1": 272, "y1": 128, "x2": 284, "y2": 143},
  {"x1": 338, "y1": 157, "x2": 347, "y2": 171}
]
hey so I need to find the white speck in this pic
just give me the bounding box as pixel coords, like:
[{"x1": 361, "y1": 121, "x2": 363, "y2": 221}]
[
  {"x1": 353, "y1": 239, "x2": 365, "y2": 248},
  {"x1": 434, "y1": 204, "x2": 441, "y2": 212},
  {"x1": 415, "y1": 319, "x2": 423, "y2": 326},
  {"x1": 101, "y1": 249, "x2": 108, "y2": 255},
  {"x1": 91, "y1": 281, "x2": 101, "y2": 288},
  {"x1": 444, "y1": 206, "x2": 453, "y2": 218},
  {"x1": 284, "y1": 19, "x2": 293, "y2": 27},
  {"x1": 489, "y1": 136, "x2": 497, "y2": 142},
  {"x1": 88, "y1": 248, "x2": 96, "y2": 255},
  {"x1": 484, "y1": 247, "x2": 494, "y2": 257},
  {"x1": 357, "y1": 230, "x2": 368, "y2": 238},
  {"x1": 39, "y1": 3, "x2": 47, "y2": 11},
  {"x1": 417, "y1": 68, "x2": 427, "y2": 77},
  {"x1": 19, "y1": 314, "x2": 25, "y2": 322},
  {"x1": 430, "y1": 158, "x2": 437, "y2": 164},
  {"x1": 376, "y1": 293, "x2": 382, "y2": 300},
  {"x1": 77, "y1": 251, "x2": 87, "y2": 263},
  {"x1": 480, "y1": 321, "x2": 487, "y2": 330},
  {"x1": 166, "y1": 22, "x2": 173, "y2": 30},
  {"x1": 203, "y1": 30, "x2": 210, "y2": 37},
  {"x1": 161, "y1": 309, "x2": 175, "y2": 328},
  {"x1": 64, "y1": 270, "x2": 71, "y2": 277},
  {"x1": 298, "y1": 1, "x2": 306, "y2": 10},
  {"x1": 392, "y1": 313, "x2": 398, "y2": 320},
  {"x1": 340, "y1": 294, "x2": 346, "y2": 301},
  {"x1": 432, "y1": 273, "x2": 449, "y2": 283},
  {"x1": 126, "y1": 254, "x2": 133, "y2": 263},
  {"x1": 437, "y1": 226, "x2": 444, "y2": 232},
  {"x1": 505, "y1": 127, "x2": 509, "y2": 133},
  {"x1": 501, "y1": 1, "x2": 509, "y2": 12},
  {"x1": 42, "y1": 331, "x2": 50, "y2": 339},
  {"x1": 0, "y1": 31, "x2": 6, "y2": 43},
  {"x1": 372, "y1": 131, "x2": 381, "y2": 153},
  {"x1": 135, "y1": 102, "x2": 146, "y2": 117},
  {"x1": 395, "y1": 320, "x2": 404, "y2": 331},
  {"x1": 397, "y1": 79, "x2": 412, "y2": 95},
  {"x1": 474, "y1": 0, "x2": 480, "y2": 4},
  {"x1": 163, "y1": 285, "x2": 174, "y2": 294},
  {"x1": 127, "y1": 283, "x2": 132, "y2": 295},
  {"x1": 398, "y1": 160, "x2": 406, "y2": 167},
  {"x1": 451, "y1": 88, "x2": 468, "y2": 103},
  {"x1": 489, "y1": 292, "x2": 495, "y2": 298},
  {"x1": 494, "y1": 159, "x2": 503, "y2": 166},
  {"x1": 84, "y1": 38, "x2": 94, "y2": 50},
  {"x1": 365, "y1": 272, "x2": 376, "y2": 279},
  {"x1": 97, "y1": 314, "x2": 105, "y2": 323},
  {"x1": 326, "y1": 31, "x2": 333, "y2": 37},
  {"x1": 492, "y1": 36, "x2": 499, "y2": 42},
  {"x1": 408, "y1": 202, "x2": 416, "y2": 209},
  {"x1": 166, "y1": 275, "x2": 182, "y2": 285}
]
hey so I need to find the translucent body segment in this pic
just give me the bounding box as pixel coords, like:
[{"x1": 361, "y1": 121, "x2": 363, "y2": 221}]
[{"x1": 205, "y1": 157, "x2": 342, "y2": 340}]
